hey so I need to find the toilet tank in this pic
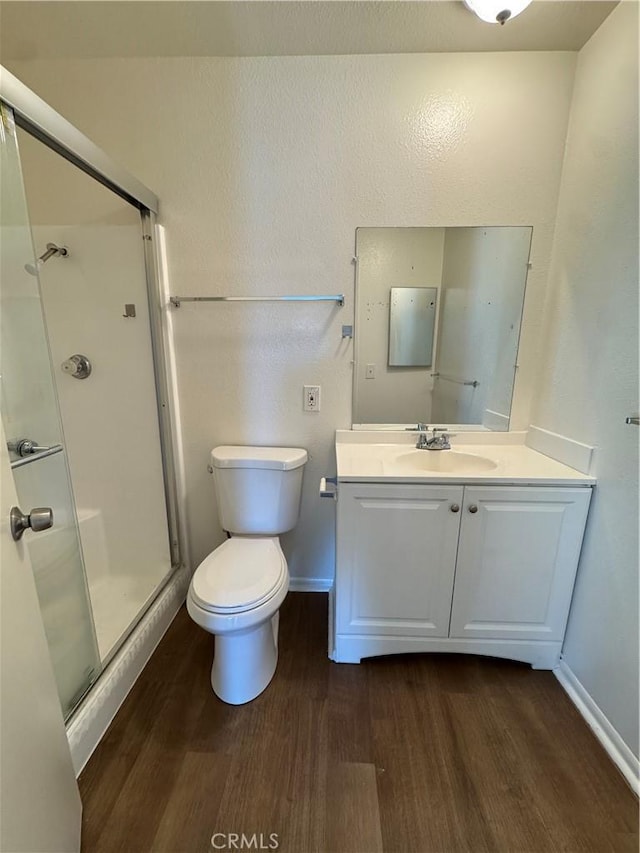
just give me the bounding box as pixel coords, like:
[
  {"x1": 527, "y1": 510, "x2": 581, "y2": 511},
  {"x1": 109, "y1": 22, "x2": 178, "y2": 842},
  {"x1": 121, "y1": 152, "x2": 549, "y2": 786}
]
[{"x1": 210, "y1": 446, "x2": 307, "y2": 535}]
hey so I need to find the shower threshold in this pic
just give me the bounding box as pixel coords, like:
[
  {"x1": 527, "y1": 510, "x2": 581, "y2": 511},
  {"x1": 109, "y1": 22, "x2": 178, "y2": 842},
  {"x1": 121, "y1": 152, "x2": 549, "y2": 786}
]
[{"x1": 65, "y1": 565, "x2": 188, "y2": 773}]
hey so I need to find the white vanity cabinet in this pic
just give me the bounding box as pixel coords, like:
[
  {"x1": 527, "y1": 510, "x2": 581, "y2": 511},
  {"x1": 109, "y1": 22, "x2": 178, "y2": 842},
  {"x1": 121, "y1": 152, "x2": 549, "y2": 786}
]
[
  {"x1": 331, "y1": 481, "x2": 592, "y2": 669},
  {"x1": 335, "y1": 483, "x2": 464, "y2": 638},
  {"x1": 449, "y1": 487, "x2": 591, "y2": 643}
]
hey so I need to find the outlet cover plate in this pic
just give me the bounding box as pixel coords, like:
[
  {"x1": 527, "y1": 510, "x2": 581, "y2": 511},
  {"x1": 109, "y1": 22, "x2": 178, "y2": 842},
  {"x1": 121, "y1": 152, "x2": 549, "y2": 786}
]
[{"x1": 303, "y1": 385, "x2": 321, "y2": 412}]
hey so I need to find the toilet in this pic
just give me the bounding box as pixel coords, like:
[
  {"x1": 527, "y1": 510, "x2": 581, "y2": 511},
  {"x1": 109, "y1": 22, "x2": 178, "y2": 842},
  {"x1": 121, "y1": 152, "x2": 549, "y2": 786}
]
[{"x1": 187, "y1": 445, "x2": 307, "y2": 705}]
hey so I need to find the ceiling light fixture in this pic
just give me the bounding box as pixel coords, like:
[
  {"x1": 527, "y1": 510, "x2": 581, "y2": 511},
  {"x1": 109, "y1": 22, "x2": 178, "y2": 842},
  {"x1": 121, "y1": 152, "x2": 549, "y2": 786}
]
[{"x1": 464, "y1": 0, "x2": 533, "y2": 25}]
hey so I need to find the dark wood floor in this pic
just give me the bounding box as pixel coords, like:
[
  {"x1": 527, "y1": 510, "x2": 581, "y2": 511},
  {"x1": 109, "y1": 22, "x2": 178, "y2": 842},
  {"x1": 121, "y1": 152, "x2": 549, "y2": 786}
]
[{"x1": 79, "y1": 593, "x2": 638, "y2": 853}]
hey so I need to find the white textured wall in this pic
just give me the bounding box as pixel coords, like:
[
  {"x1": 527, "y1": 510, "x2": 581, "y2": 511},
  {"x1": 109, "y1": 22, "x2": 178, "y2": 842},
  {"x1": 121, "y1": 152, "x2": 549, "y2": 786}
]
[
  {"x1": 354, "y1": 227, "x2": 444, "y2": 424},
  {"x1": 8, "y1": 53, "x2": 576, "y2": 580},
  {"x1": 531, "y1": 2, "x2": 639, "y2": 757}
]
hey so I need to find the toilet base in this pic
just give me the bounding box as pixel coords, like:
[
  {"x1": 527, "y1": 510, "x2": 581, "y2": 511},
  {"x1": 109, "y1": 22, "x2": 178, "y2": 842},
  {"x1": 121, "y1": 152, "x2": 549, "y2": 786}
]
[{"x1": 211, "y1": 612, "x2": 280, "y2": 705}]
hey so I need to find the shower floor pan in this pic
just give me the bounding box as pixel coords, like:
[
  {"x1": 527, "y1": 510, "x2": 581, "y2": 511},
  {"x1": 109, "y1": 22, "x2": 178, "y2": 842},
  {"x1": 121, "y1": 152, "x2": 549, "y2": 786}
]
[{"x1": 79, "y1": 508, "x2": 171, "y2": 662}]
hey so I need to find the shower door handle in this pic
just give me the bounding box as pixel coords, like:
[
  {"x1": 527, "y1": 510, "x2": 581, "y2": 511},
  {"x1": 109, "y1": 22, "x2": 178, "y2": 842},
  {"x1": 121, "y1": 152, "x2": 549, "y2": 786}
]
[
  {"x1": 7, "y1": 438, "x2": 56, "y2": 457},
  {"x1": 10, "y1": 506, "x2": 53, "y2": 541}
]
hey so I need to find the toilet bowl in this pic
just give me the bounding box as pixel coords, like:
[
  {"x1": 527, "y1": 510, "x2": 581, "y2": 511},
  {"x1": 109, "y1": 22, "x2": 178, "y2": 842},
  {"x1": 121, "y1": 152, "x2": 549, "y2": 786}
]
[
  {"x1": 187, "y1": 537, "x2": 289, "y2": 704},
  {"x1": 187, "y1": 446, "x2": 306, "y2": 705}
]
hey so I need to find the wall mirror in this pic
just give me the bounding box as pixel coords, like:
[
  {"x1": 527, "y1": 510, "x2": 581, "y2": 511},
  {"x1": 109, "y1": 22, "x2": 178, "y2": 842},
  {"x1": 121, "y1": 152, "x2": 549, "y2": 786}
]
[{"x1": 353, "y1": 226, "x2": 533, "y2": 430}]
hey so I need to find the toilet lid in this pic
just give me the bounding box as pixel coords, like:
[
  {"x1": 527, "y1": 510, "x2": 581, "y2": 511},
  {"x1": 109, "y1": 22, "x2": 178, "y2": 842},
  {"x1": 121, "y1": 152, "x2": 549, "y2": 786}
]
[{"x1": 190, "y1": 538, "x2": 286, "y2": 613}]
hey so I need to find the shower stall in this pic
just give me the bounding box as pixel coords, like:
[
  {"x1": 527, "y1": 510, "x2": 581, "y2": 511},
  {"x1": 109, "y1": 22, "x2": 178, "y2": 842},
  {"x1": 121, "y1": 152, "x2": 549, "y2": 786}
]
[{"x1": 0, "y1": 71, "x2": 183, "y2": 737}]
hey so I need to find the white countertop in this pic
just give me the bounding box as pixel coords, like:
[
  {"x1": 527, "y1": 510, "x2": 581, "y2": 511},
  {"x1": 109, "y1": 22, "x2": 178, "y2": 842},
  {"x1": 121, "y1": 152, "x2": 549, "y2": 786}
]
[{"x1": 335, "y1": 430, "x2": 595, "y2": 486}]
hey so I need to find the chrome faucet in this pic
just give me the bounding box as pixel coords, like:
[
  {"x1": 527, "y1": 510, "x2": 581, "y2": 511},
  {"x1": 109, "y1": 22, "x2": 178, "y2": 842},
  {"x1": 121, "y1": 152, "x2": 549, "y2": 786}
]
[
  {"x1": 418, "y1": 428, "x2": 452, "y2": 451},
  {"x1": 415, "y1": 424, "x2": 430, "y2": 449}
]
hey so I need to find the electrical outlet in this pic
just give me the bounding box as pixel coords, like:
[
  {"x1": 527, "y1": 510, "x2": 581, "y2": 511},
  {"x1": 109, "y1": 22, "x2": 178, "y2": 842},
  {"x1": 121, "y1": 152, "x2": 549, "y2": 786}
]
[{"x1": 303, "y1": 385, "x2": 321, "y2": 412}]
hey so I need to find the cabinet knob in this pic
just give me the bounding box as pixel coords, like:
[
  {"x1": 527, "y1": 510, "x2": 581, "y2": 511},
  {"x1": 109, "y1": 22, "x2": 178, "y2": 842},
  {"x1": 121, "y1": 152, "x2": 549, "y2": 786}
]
[
  {"x1": 450, "y1": 504, "x2": 460, "y2": 513},
  {"x1": 469, "y1": 504, "x2": 478, "y2": 513}
]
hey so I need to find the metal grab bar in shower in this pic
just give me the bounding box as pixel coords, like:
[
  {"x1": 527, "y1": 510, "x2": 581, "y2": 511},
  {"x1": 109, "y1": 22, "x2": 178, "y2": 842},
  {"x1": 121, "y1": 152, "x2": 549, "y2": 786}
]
[
  {"x1": 625, "y1": 416, "x2": 640, "y2": 426},
  {"x1": 431, "y1": 372, "x2": 480, "y2": 389},
  {"x1": 169, "y1": 294, "x2": 344, "y2": 308}
]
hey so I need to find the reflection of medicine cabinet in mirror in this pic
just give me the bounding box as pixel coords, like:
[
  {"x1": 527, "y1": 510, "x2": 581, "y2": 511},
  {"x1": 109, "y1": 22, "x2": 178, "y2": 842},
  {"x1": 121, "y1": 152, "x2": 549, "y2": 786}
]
[
  {"x1": 388, "y1": 287, "x2": 437, "y2": 368},
  {"x1": 354, "y1": 226, "x2": 533, "y2": 430}
]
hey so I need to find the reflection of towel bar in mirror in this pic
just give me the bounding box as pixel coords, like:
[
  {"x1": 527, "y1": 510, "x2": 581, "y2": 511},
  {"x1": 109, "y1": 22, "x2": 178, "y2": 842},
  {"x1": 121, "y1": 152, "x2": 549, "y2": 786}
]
[
  {"x1": 625, "y1": 416, "x2": 639, "y2": 426},
  {"x1": 169, "y1": 294, "x2": 344, "y2": 308},
  {"x1": 431, "y1": 373, "x2": 479, "y2": 388}
]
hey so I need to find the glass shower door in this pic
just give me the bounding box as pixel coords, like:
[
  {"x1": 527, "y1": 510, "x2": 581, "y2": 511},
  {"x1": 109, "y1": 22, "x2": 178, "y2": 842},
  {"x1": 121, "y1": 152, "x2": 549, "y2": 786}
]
[
  {"x1": 0, "y1": 103, "x2": 100, "y2": 718},
  {"x1": 15, "y1": 122, "x2": 175, "y2": 667}
]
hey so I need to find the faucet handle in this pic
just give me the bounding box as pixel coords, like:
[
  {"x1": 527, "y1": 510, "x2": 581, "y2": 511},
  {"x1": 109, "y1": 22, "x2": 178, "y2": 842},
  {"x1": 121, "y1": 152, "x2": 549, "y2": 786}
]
[
  {"x1": 416, "y1": 432, "x2": 429, "y2": 448},
  {"x1": 434, "y1": 428, "x2": 457, "y2": 440}
]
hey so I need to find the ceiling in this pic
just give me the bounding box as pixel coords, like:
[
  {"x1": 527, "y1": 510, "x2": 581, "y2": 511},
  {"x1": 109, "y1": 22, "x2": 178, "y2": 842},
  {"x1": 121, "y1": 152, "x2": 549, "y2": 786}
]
[{"x1": 0, "y1": 1, "x2": 618, "y2": 61}]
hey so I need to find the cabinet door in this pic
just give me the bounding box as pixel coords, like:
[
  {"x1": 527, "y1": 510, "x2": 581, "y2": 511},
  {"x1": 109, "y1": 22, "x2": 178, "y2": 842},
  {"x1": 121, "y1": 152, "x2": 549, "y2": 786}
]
[
  {"x1": 336, "y1": 483, "x2": 463, "y2": 637},
  {"x1": 450, "y1": 487, "x2": 591, "y2": 642}
]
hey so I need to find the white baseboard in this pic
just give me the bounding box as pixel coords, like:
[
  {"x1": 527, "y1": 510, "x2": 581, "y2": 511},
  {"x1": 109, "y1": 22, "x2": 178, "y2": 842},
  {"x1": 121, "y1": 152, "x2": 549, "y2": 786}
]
[
  {"x1": 554, "y1": 660, "x2": 639, "y2": 795},
  {"x1": 289, "y1": 577, "x2": 332, "y2": 593},
  {"x1": 66, "y1": 567, "x2": 189, "y2": 776},
  {"x1": 527, "y1": 425, "x2": 595, "y2": 474}
]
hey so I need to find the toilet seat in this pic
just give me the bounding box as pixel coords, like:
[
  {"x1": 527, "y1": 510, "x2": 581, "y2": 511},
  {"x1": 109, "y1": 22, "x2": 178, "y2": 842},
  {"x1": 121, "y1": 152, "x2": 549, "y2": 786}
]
[{"x1": 190, "y1": 537, "x2": 287, "y2": 614}]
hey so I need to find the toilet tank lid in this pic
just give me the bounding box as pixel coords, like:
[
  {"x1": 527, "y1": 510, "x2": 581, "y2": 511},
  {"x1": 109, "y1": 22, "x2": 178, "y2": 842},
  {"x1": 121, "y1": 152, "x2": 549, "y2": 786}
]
[{"x1": 211, "y1": 446, "x2": 308, "y2": 470}]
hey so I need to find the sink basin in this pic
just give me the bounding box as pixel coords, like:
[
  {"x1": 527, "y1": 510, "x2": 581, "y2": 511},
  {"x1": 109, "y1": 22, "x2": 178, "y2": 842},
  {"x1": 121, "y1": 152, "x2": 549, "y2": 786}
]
[{"x1": 393, "y1": 450, "x2": 498, "y2": 474}]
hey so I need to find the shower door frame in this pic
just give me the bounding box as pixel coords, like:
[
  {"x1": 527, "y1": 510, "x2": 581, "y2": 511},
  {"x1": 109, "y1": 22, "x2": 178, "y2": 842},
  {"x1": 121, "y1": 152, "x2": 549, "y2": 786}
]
[{"x1": 0, "y1": 66, "x2": 182, "y2": 574}]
